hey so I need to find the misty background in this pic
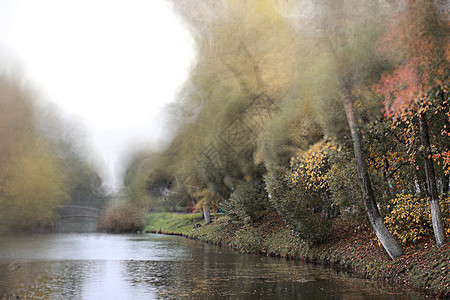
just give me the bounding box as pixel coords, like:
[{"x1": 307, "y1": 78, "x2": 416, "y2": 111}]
[{"x1": 0, "y1": 0, "x2": 195, "y2": 192}]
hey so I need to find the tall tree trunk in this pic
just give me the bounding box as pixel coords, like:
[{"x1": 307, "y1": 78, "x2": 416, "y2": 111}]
[
  {"x1": 342, "y1": 88, "x2": 403, "y2": 260},
  {"x1": 418, "y1": 113, "x2": 446, "y2": 247},
  {"x1": 171, "y1": 199, "x2": 177, "y2": 212},
  {"x1": 203, "y1": 207, "x2": 211, "y2": 224}
]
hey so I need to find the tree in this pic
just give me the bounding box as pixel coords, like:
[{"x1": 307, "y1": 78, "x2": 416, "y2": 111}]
[
  {"x1": 375, "y1": 0, "x2": 449, "y2": 246},
  {"x1": 165, "y1": 0, "x2": 301, "y2": 220},
  {"x1": 36, "y1": 102, "x2": 107, "y2": 210},
  {"x1": 282, "y1": 0, "x2": 404, "y2": 259},
  {"x1": 2, "y1": 139, "x2": 69, "y2": 229},
  {"x1": 0, "y1": 76, "x2": 70, "y2": 231},
  {"x1": 0, "y1": 74, "x2": 108, "y2": 232}
]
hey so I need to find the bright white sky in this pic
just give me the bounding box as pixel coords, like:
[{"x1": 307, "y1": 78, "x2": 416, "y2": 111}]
[{"x1": 0, "y1": 0, "x2": 195, "y2": 191}]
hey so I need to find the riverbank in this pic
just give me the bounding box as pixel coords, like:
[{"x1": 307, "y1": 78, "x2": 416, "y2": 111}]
[{"x1": 145, "y1": 211, "x2": 450, "y2": 298}]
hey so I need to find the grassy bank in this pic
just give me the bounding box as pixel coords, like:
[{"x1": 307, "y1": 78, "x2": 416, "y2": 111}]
[{"x1": 145, "y1": 211, "x2": 450, "y2": 298}]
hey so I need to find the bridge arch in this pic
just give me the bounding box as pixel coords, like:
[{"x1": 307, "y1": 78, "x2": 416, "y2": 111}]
[{"x1": 56, "y1": 205, "x2": 100, "y2": 233}]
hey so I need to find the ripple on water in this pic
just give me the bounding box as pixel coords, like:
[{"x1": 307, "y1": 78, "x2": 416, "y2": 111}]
[{"x1": 0, "y1": 233, "x2": 426, "y2": 299}]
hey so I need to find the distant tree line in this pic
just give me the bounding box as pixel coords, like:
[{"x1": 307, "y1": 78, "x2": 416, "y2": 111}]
[{"x1": 0, "y1": 75, "x2": 105, "y2": 233}]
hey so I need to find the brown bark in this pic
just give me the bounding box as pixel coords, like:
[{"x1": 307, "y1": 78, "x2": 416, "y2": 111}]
[
  {"x1": 418, "y1": 113, "x2": 446, "y2": 247},
  {"x1": 342, "y1": 87, "x2": 403, "y2": 260}
]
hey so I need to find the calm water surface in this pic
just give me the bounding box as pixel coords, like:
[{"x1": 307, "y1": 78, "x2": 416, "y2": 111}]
[{"x1": 0, "y1": 233, "x2": 425, "y2": 299}]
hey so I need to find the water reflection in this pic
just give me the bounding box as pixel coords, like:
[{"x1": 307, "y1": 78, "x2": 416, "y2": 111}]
[{"x1": 0, "y1": 234, "x2": 424, "y2": 299}]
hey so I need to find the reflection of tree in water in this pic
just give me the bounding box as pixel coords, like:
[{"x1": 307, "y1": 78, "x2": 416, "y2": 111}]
[
  {"x1": 0, "y1": 261, "x2": 89, "y2": 299},
  {"x1": 0, "y1": 235, "x2": 420, "y2": 299},
  {"x1": 122, "y1": 240, "x2": 411, "y2": 299}
]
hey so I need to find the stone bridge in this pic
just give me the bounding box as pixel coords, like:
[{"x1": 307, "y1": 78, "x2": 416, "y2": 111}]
[{"x1": 56, "y1": 205, "x2": 100, "y2": 233}]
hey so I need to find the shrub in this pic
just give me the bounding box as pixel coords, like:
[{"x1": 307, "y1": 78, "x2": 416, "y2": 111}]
[
  {"x1": 98, "y1": 201, "x2": 145, "y2": 233},
  {"x1": 384, "y1": 194, "x2": 450, "y2": 244},
  {"x1": 193, "y1": 189, "x2": 222, "y2": 212},
  {"x1": 326, "y1": 148, "x2": 365, "y2": 217},
  {"x1": 264, "y1": 170, "x2": 331, "y2": 245},
  {"x1": 290, "y1": 139, "x2": 339, "y2": 219},
  {"x1": 223, "y1": 180, "x2": 269, "y2": 224},
  {"x1": 290, "y1": 139, "x2": 334, "y2": 192}
]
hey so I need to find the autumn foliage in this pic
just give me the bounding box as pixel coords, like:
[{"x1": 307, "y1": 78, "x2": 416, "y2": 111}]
[
  {"x1": 122, "y1": 0, "x2": 449, "y2": 255},
  {"x1": 384, "y1": 194, "x2": 450, "y2": 244}
]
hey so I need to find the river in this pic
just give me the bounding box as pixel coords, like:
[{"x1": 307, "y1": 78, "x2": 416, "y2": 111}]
[{"x1": 0, "y1": 233, "x2": 425, "y2": 299}]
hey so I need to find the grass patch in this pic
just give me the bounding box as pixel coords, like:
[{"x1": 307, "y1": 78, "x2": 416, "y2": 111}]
[{"x1": 145, "y1": 212, "x2": 204, "y2": 235}]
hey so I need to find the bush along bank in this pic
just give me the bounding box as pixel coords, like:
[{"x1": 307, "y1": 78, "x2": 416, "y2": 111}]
[{"x1": 145, "y1": 211, "x2": 450, "y2": 298}]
